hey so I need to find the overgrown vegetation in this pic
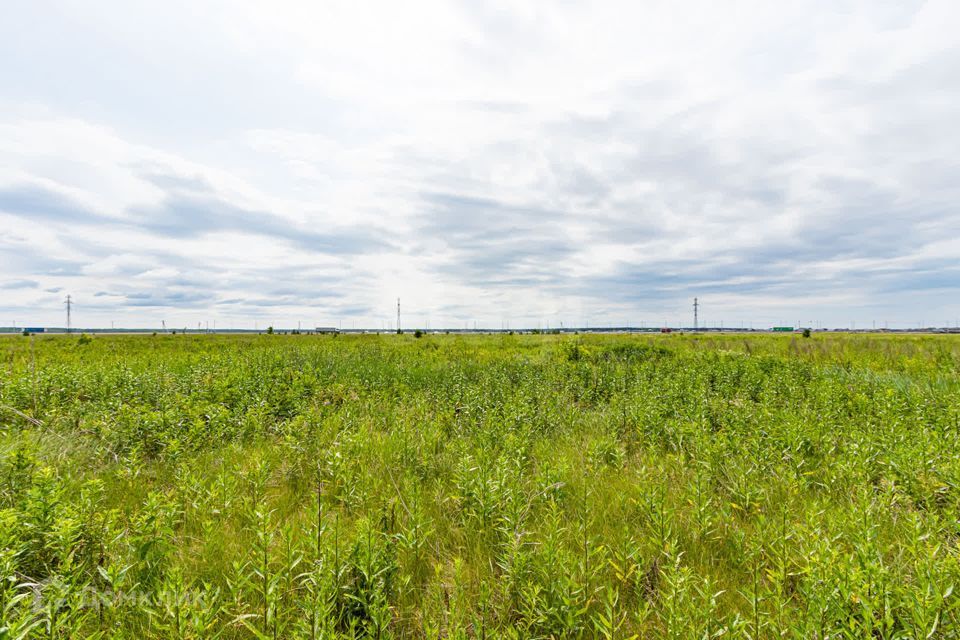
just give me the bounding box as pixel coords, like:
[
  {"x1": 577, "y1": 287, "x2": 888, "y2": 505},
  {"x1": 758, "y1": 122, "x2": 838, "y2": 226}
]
[{"x1": 0, "y1": 332, "x2": 958, "y2": 638}]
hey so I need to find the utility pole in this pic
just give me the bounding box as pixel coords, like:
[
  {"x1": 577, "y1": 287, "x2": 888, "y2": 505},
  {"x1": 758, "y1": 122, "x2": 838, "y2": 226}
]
[
  {"x1": 65, "y1": 295, "x2": 72, "y2": 333},
  {"x1": 397, "y1": 298, "x2": 401, "y2": 334},
  {"x1": 693, "y1": 297, "x2": 699, "y2": 332}
]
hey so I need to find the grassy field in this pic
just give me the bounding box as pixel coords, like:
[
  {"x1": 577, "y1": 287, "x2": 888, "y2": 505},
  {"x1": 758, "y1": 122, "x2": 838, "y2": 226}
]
[{"x1": 0, "y1": 332, "x2": 958, "y2": 639}]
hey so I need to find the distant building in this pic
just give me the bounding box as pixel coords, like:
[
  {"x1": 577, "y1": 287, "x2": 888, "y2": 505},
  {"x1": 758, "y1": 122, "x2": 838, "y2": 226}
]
[{"x1": 315, "y1": 327, "x2": 340, "y2": 334}]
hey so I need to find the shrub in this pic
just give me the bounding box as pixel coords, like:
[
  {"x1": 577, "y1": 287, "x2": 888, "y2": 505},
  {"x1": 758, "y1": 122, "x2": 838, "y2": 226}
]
[{"x1": 414, "y1": 330, "x2": 423, "y2": 338}]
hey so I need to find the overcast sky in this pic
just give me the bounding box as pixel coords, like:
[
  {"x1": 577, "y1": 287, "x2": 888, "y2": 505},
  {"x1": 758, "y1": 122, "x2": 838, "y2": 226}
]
[{"x1": 1, "y1": 1, "x2": 959, "y2": 329}]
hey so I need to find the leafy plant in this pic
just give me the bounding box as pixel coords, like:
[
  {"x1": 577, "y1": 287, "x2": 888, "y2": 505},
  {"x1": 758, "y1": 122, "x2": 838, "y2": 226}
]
[{"x1": 0, "y1": 332, "x2": 957, "y2": 637}]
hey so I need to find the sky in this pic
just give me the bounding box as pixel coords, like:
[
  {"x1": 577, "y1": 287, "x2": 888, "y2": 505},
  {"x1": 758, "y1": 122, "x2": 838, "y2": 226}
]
[{"x1": 1, "y1": 0, "x2": 959, "y2": 330}]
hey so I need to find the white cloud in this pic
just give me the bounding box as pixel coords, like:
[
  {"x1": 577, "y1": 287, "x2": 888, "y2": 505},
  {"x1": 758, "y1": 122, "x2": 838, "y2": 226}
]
[{"x1": 0, "y1": 0, "x2": 958, "y2": 328}]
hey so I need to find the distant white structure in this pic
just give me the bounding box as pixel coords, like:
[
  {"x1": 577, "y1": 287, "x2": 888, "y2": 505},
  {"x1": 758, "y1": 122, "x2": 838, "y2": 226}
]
[{"x1": 315, "y1": 327, "x2": 340, "y2": 334}]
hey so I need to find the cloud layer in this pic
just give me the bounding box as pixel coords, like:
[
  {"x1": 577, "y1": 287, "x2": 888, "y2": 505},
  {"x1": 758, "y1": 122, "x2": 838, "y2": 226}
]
[{"x1": 1, "y1": 0, "x2": 959, "y2": 329}]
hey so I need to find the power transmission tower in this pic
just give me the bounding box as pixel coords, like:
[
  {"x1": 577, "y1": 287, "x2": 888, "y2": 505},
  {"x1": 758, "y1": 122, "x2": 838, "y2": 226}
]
[
  {"x1": 65, "y1": 295, "x2": 72, "y2": 333},
  {"x1": 397, "y1": 298, "x2": 401, "y2": 334},
  {"x1": 693, "y1": 297, "x2": 699, "y2": 331}
]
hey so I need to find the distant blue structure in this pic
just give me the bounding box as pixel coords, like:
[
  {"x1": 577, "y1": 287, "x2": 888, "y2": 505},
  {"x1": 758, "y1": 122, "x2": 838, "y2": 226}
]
[{"x1": 24, "y1": 327, "x2": 45, "y2": 333}]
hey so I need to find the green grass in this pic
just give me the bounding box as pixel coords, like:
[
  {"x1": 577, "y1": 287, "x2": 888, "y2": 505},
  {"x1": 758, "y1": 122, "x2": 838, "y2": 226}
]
[{"x1": 1, "y1": 332, "x2": 959, "y2": 638}]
